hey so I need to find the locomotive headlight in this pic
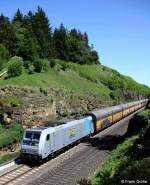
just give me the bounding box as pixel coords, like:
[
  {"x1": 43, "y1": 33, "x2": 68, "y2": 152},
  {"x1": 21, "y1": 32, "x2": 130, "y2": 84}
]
[
  {"x1": 34, "y1": 150, "x2": 38, "y2": 154},
  {"x1": 22, "y1": 149, "x2": 26, "y2": 153}
]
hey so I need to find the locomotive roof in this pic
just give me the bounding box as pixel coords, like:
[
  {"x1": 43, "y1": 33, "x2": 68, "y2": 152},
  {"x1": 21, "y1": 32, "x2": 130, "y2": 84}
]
[
  {"x1": 29, "y1": 117, "x2": 83, "y2": 131},
  {"x1": 27, "y1": 122, "x2": 66, "y2": 131},
  {"x1": 26, "y1": 126, "x2": 47, "y2": 131}
]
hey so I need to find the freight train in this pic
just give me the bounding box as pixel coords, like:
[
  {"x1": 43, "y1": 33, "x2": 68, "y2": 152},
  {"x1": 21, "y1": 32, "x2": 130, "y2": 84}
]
[{"x1": 21, "y1": 99, "x2": 148, "y2": 161}]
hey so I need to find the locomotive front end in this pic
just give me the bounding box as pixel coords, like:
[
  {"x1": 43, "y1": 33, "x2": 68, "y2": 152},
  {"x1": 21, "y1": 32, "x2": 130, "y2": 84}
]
[{"x1": 21, "y1": 129, "x2": 42, "y2": 161}]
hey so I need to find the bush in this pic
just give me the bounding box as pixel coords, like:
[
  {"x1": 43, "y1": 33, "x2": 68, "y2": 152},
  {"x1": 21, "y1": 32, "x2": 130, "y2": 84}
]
[
  {"x1": 61, "y1": 62, "x2": 68, "y2": 71},
  {"x1": 28, "y1": 65, "x2": 34, "y2": 74},
  {"x1": 54, "y1": 63, "x2": 62, "y2": 72},
  {"x1": 42, "y1": 59, "x2": 49, "y2": 71},
  {"x1": 33, "y1": 59, "x2": 49, "y2": 72},
  {"x1": 0, "y1": 60, "x2": 3, "y2": 71},
  {"x1": 109, "y1": 91, "x2": 120, "y2": 101},
  {"x1": 7, "y1": 56, "x2": 23, "y2": 77},
  {"x1": 0, "y1": 123, "x2": 24, "y2": 148},
  {"x1": 0, "y1": 44, "x2": 9, "y2": 70},
  {"x1": 49, "y1": 59, "x2": 56, "y2": 68},
  {"x1": 0, "y1": 94, "x2": 21, "y2": 107},
  {"x1": 0, "y1": 44, "x2": 9, "y2": 60},
  {"x1": 33, "y1": 59, "x2": 43, "y2": 72},
  {"x1": 23, "y1": 60, "x2": 31, "y2": 69},
  {"x1": 79, "y1": 178, "x2": 91, "y2": 185}
]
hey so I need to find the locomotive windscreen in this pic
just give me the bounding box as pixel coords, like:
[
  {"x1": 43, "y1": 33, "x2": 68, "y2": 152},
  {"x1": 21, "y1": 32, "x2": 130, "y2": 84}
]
[{"x1": 23, "y1": 131, "x2": 41, "y2": 146}]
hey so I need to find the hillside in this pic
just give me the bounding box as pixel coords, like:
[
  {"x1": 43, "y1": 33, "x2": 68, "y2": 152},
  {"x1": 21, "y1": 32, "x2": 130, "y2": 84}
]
[
  {"x1": 0, "y1": 59, "x2": 149, "y2": 164},
  {"x1": 1, "y1": 59, "x2": 149, "y2": 97},
  {"x1": 0, "y1": 59, "x2": 149, "y2": 126},
  {"x1": 0, "y1": 7, "x2": 149, "y2": 125}
]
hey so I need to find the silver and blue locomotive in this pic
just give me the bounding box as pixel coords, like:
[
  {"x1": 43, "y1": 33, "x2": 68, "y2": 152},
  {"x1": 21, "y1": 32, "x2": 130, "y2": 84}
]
[{"x1": 21, "y1": 99, "x2": 148, "y2": 160}]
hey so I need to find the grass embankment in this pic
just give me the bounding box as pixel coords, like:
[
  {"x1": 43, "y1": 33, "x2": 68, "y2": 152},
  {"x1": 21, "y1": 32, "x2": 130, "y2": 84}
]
[
  {"x1": 0, "y1": 124, "x2": 24, "y2": 148},
  {"x1": 0, "y1": 59, "x2": 149, "y2": 102},
  {"x1": 0, "y1": 124, "x2": 23, "y2": 165},
  {"x1": 80, "y1": 109, "x2": 150, "y2": 185},
  {"x1": 0, "y1": 151, "x2": 20, "y2": 165},
  {"x1": 0, "y1": 63, "x2": 110, "y2": 101}
]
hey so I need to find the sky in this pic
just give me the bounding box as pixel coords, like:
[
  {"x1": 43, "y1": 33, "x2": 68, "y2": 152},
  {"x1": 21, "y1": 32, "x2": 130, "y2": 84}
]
[{"x1": 0, "y1": 0, "x2": 150, "y2": 87}]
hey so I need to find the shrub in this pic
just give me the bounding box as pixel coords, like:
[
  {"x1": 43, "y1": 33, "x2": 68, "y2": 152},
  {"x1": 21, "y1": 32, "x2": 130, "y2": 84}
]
[
  {"x1": 0, "y1": 123, "x2": 24, "y2": 148},
  {"x1": 42, "y1": 59, "x2": 49, "y2": 71},
  {"x1": 49, "y1": 59, "x2": 56, "y2": 68},
  {"x1": 54, "y1": 63, "x2": 62, "y2": 72},
  {"x1": 0, "y1": 44, "x2": 9, "y2": 60},
  {"x1": 23, "y1": 60, "x2": 31, "y2": 69},
  {"x1": 0, "y1": 44, "x2": 9, "y2": 70},
  {"x1": 28, "y1": 65, "x2": 34, "y2": 74},
  {"x1": 79, "y1": 178, "x2": 91, "y2": 185},
  {"x1": 33, "y1": 59, "x2": 49, "y2": 72},
  {"x1": 7, "y1": 56, "x2": 23, "y2": 77},
  {"x1": 33, "y1": 59, "x2": 43, "y2": 72},
  {"x1": 0, "y1": 60, "x2": 3, "y2": 71},
  {"x1": 109, "y1": 91, "x2": 120, "y2": 101},
  {"x1": 61, "y1": 62, "x2": 68, "y2": 71},
  {"x1": 0, "y1": 94, "x2": 21, "y2": 107}
]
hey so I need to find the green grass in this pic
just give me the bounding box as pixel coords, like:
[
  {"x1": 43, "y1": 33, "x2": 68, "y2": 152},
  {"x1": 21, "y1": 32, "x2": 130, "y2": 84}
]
[
  {"x1": 0, "y1": 151, "x2": 20, "y2": 165},
  {"x1": 0, "y1": 60, "x2": 149, "y2": 103},
  {"x1": 0, "y1": 64, "x2": 111, "y2": 100},
  {"x1": 0, "y1": 124, "x2": 24, "y2": 148},
  {"x1": 138, "y1": 109, "x2": 150, "y2": 120},
  {"x1": 0, "y1": 94, "x2": 22, "y2": 107}
]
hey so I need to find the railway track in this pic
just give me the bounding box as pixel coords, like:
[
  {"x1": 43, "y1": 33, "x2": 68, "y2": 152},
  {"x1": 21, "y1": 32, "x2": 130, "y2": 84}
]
[
  {"x1": 0, "y1": 108, "x2": 145, "y2": 185},
  {"x1": 0, "y1": 143, "x2": 88, "y2": 185},
  {"x1": 0, "y1": 165, "x2": 32, "y2": 185}
]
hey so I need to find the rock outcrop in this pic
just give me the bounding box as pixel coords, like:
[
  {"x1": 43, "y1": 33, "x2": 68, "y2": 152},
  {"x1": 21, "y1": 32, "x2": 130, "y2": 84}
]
[{"x1": 0, "y1": 86, "x2": 112, "y2": 126}]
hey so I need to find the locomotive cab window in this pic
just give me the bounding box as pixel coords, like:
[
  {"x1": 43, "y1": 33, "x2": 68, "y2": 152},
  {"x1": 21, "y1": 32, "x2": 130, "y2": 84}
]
[
  {"x1": 25, "y1": 131, "x2": 32, "y2": 139},
  {"x1": 46, "y1": 134, "x2": 50, "y2": 141}
]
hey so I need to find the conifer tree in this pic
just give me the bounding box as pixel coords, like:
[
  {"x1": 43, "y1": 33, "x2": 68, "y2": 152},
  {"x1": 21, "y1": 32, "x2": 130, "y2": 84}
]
[
  {"x1": 12, "y1": 9, "x2": 23, "y2": 23},
  {"x1": 0, "y1": 14, "x2": 17, "y2": 55},
  {"x1": 15, "y1": 11, "x2": 39, "y2": 61},
  {"x1": 53, "y1": 23, "x2": 69, "y2": 60},
  {"x1": 32, "y1": 6, "x2": 52, "y2": 58},
  {"x1": 0, "y1": 7, "x2": 100, "y2": 65}
]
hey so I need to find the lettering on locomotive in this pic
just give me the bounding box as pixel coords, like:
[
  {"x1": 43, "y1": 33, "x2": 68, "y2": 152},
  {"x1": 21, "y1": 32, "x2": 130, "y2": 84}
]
[{"x1": 69, "y1": 128, "x2": 77, "y2": 137}]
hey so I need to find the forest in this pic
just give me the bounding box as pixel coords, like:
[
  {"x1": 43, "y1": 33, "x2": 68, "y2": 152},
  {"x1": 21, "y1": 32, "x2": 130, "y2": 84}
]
[{"x1": 0, "y1": 6, "x2": 99, "y2": 72}]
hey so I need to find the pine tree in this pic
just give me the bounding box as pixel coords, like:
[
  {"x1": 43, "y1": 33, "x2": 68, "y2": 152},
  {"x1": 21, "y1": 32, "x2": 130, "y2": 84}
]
[
  {"x1": 0, "y1": 8, "x2": 100, "y2": 65},
  {"x1": 70, "y1": 28, "x2": 79, "y2": 39},
  {"x1": 83, "y1": 32, "x2": 89, "y2": 47},
  {"x1": 67, "y1": 34, "x2": 81, "y2": 62},
  {"x1": 14, "y1": 11, "x2": 39, "y2": 61},
  {"x1": 0, "y1": 44, "x2": 9, "y2": 70},
  {"x1": 32, "y1": 6, "x2": 52, "y2": 58},
  {"x1": 53, "y1": 24, "x2": 69, "y2": 60},
  {"x1": 12, "y1": 9, "x2": 23, "y2": 23},
  {"x1": 16, "y1": 28, "x2": 38, "y2": 61},
  {"x1": 0, "y1": 14, "x2": 17, "y2": 56}
]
